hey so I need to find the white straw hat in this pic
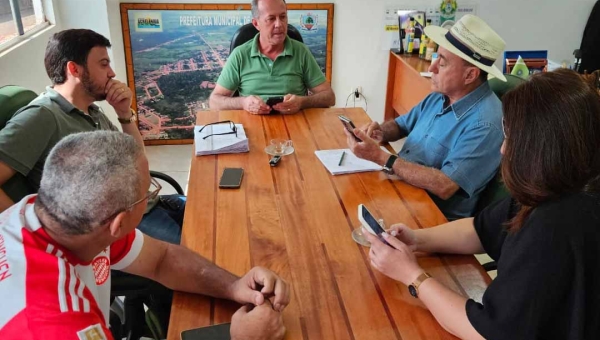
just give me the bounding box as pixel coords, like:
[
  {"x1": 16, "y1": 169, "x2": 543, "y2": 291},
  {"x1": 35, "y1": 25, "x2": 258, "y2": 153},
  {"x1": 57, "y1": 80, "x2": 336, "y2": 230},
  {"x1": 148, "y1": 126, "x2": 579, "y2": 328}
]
[{"x1": 425, "y1": 14, "x2": 507, "y2": 82}]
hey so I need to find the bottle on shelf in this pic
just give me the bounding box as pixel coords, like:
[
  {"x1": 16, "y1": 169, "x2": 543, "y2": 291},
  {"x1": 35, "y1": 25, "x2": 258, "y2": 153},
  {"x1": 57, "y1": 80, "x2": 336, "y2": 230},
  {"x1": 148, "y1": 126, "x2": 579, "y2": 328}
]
[
  {"x1": 419, "y1": 19, "x2": 431, "y2": 59},
  {"x1": 404, "y1": 17, "x2": 415, "y2": 55}
]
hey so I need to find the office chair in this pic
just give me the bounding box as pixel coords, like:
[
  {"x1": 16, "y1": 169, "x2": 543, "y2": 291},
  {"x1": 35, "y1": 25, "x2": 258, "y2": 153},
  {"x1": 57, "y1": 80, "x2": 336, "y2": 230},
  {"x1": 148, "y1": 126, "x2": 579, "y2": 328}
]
[
  {"x1": 488, "y1": 74, "x2": 526, "y2": 100},
  {"x1": 229, "y1": 23, "x2": 304, "y2": 54},
  {"x1": 476, "y1": 73, "x2": 526, "y2": 214},
  {"x1": 0, "y1": 85, "x2": 182, "y2": 340},
  {"x1": 0, "y1": 86, "x2": 37, "y2": 202},
  {"x1": 473, "y1": 74, "x2": 526, "y2": 272}
]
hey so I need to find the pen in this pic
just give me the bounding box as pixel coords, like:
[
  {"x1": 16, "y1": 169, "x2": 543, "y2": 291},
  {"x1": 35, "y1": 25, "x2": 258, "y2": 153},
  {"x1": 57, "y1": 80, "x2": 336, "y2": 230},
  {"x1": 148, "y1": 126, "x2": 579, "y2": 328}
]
[{"x1": 338, "y1": 151, "x2": 346, "y2": 166}]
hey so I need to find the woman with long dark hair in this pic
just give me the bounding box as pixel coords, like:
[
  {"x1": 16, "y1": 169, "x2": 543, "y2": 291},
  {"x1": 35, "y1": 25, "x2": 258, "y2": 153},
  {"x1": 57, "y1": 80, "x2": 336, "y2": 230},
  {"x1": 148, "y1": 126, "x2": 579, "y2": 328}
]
[{"x1": 364, "y1": 69, "x2": 600, "y2": 339}]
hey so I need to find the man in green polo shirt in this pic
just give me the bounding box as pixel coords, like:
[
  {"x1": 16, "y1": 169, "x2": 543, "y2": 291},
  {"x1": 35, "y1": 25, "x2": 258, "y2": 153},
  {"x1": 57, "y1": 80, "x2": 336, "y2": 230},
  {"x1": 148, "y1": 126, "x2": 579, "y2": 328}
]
[{"x1": 209, "y1": 0, "x2": 335, "y2": 114}]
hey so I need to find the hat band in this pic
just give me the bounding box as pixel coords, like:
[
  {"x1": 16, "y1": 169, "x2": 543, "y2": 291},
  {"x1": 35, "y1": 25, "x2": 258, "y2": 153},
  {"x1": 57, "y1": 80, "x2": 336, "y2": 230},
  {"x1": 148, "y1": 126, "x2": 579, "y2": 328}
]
[{"x1": 445, "y1": 31, "x2": 495, "y2": 67}]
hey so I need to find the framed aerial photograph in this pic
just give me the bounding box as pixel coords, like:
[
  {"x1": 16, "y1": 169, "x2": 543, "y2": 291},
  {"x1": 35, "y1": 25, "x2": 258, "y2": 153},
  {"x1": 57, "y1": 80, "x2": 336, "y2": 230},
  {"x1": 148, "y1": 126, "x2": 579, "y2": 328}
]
[{"x1": 120, "y1": 3, "x2": 334, "y2": 144}]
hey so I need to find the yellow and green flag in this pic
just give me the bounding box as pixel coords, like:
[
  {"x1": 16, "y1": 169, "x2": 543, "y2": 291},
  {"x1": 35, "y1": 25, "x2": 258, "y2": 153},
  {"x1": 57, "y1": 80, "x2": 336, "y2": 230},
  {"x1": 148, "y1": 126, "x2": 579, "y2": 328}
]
[{"x1": 511, "y1": 56, "x2": 530, "y2": 79}]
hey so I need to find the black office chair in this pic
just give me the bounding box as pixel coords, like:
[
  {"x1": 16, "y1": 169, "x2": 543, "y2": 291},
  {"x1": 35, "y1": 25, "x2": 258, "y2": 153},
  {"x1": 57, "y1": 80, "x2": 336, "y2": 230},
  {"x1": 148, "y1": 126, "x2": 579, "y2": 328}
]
[
  {"x1": 474, "y1": 171, "x2": 509, "y2": 216},
  {"x1": 0, "y1": 85, "x2": 182, "y2": 340},
  {"x1": 229, "y1": 23, "x2": 304, "y2": 54}
]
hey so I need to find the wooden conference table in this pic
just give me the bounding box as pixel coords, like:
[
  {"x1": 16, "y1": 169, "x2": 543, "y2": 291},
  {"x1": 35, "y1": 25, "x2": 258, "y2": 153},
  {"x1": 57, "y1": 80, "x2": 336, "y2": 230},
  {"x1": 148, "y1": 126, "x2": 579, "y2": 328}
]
[{"x1": 167, "y1": 108, "x2": 491, "y2": 340}]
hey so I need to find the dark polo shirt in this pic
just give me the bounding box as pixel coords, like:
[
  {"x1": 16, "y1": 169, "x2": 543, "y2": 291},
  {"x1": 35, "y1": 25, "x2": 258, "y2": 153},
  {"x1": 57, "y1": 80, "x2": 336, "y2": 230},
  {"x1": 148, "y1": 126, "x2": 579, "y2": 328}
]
[{"x1": 0, "y1": 87, "x2": 117, "y2": 191}]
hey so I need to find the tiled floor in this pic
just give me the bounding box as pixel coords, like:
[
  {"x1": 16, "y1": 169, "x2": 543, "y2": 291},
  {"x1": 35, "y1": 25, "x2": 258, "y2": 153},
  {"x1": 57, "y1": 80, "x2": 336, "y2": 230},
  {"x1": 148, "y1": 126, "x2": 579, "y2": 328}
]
[
  {"x1": 146, "y1": 144, "x2": 193, "y2": 195},
  {"x1": 146, "y1": 144, "x2": 497, "y2": 279}
]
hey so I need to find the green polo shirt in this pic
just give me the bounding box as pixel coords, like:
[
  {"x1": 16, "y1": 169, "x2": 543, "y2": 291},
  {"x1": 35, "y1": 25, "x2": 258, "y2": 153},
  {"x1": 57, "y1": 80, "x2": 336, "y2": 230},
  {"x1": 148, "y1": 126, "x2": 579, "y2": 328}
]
[
  {"x1": 0, "y1": 87, "x2": 117, "y2": 192},
  {"x1": 217, "y1": 35, "x2": 326, "y2": 100}
]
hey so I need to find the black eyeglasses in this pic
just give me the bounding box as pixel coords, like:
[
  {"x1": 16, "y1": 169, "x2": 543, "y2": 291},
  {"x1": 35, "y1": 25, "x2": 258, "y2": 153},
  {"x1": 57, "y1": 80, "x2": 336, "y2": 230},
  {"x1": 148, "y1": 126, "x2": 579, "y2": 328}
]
[
  {"x1": 197, "y1": 120, "x2": 237, "y2": 140},
  {"x1": 502, "y1": 118, "x2": 508, "y2": 139}
]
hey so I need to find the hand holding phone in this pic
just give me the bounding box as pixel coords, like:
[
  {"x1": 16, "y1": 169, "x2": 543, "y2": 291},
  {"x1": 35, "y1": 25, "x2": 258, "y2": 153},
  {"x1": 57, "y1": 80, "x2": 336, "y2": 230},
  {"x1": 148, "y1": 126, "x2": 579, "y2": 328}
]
[
  {"x1": 266, "y1": 96, "x2": 284, "y2": 114},
  {"x1": 338, "y1": 115, "x2": 362, "y2": 142},
  {"x1": 358, "y1": 204, "x2": 390, "y2": 246}
]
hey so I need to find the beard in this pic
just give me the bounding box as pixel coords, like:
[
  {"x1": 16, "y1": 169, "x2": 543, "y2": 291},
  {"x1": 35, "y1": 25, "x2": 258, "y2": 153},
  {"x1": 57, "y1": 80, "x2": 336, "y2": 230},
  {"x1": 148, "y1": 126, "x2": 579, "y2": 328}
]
[{"x1": 81, "y1": 68, "x2": 107, "y2": 101}]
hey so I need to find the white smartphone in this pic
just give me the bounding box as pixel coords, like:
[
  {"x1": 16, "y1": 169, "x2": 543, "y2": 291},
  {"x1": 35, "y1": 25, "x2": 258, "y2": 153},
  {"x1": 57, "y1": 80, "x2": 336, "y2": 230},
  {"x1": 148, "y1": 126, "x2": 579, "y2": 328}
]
[{"x1": 358, "y1": 204, "x2": 390, "y2": 246}]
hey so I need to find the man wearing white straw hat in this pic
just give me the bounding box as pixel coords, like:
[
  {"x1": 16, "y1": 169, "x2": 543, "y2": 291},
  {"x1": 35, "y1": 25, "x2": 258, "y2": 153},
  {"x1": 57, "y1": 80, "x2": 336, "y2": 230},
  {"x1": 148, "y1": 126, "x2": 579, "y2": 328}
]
[{"x1": 346, "y1": 14, "x2": 506, "y2": 220}]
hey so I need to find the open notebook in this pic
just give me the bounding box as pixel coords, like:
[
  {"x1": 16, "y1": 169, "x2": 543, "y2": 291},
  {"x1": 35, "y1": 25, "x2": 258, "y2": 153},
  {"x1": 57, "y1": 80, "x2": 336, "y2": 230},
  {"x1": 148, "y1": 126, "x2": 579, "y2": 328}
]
[{"x1": 315, "y1": 149, "x2": 382, "y2": 175}]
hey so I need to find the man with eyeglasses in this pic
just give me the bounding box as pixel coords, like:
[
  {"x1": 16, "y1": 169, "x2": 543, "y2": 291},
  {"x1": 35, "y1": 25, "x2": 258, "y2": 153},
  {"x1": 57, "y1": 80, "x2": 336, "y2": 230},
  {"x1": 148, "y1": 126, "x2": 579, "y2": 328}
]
[
  {"x1": 0, "y1": 131, "x2": 289, "y2": 340},
  {"x1": 0, "y1": 29, "x2": 184, "y2": 245},
  {"x1": 209, "y1": 0, "x2": 335, "y2": 114}
]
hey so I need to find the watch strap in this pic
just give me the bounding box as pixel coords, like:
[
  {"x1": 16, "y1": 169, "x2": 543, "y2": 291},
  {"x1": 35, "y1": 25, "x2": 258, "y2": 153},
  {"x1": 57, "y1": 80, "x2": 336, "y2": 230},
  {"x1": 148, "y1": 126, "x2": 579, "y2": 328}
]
[
  {"x1": 408, "y1": 272, "x2": 432, "y2": 298},
  {"x1": 118, "y1": 109, "x2": 136, "y2": 124},
  {"x1": 383, "y1": 154, "x2": 398, "y2": 174}
]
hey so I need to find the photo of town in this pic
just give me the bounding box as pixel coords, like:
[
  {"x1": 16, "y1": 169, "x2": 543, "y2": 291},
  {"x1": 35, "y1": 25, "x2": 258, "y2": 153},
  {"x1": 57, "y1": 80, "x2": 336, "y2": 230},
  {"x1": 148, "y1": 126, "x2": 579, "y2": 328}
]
[{"x1": 126, "y1": 9, "x2": 330, "y2": 141}]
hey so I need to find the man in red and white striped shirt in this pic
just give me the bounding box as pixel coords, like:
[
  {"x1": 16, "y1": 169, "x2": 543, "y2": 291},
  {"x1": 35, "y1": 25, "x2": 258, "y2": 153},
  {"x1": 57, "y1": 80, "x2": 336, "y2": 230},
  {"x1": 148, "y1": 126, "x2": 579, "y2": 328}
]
[{"x1": 0, "y1": 131, "x2": 289, "y2": 340}]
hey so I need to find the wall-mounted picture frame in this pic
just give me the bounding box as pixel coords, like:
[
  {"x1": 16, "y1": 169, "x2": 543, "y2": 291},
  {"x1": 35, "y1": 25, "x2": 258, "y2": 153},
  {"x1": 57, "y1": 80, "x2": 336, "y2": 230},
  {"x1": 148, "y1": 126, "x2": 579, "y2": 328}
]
[{"x1": 120, "y1": 3, "x2": 334, "y2": 145}]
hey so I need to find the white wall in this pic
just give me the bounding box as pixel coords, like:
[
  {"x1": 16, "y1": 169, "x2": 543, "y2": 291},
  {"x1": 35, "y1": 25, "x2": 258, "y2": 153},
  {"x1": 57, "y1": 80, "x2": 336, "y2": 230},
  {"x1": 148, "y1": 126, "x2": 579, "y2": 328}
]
[
  {"x1": 2, "y1": 0, "x2": 597, "y2": 122},
  {"x1": 54, "y1": 0, "x2": 111, "y2": 38}
]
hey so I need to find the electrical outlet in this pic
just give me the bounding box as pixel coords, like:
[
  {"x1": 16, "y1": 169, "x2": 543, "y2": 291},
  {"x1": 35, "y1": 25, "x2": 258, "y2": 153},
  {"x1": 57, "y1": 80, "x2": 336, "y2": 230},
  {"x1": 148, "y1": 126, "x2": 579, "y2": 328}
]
[{"x1": 350, "y1": 86, "x2": 363, "y2": 102}]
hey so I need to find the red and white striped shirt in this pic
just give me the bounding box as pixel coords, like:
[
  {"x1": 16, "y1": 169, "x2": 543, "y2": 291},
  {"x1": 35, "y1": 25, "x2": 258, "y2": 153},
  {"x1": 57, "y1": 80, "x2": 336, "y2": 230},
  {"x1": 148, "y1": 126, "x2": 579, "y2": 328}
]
[{"x1": 0, "y1": 195, "x2": 143, "y2": 340}]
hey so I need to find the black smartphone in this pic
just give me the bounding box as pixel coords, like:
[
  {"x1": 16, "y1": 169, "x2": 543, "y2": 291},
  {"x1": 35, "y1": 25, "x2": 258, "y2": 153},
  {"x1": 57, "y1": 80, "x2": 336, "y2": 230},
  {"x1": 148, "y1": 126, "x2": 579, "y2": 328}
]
[
  {"x1": 338, "y1": 115, "x2": 362, "y2": 142},
  {"x1": 219, "y1": 168, "x2": 244, "y2": 189},
  {"x1": 358, "y1": 204, "x2": 391, "y2": 246},
  {"x1": 269, "y1": 155, "x2": 282, "y2": 167},
  {"x1": 181, "y1": 323, "x2": 231, "y2": 340},
  {"x1": 266, "y1": 96, "x2": 284, "y2": 106},
  {"x1": 266, "y1": 96, "x2": 284, "y2": 114}
]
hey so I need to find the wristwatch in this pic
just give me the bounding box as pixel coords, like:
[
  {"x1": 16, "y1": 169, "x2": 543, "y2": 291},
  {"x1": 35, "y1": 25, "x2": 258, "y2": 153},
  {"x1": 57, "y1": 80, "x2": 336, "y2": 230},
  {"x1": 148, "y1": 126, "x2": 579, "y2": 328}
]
[
  {"x1": 118, "y1": 109, "x2": 137, "y2": 124},
  {"x1": 382, "y1": 154, "x2": 398, "y2": 174},
  {"x1": 408, "y1": 272, "x2": 432, "y2": 298}
]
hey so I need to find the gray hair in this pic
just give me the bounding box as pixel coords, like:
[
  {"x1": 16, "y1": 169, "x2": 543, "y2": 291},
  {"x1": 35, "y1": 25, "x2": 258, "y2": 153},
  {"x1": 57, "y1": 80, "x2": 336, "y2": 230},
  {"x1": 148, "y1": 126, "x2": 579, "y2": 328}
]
[
  {"x1": 36, "y1": 131, "x2": 144, "y2": 235},
  {"x1": 251, "y1": 0, "x2": 286, "y2": 19}
]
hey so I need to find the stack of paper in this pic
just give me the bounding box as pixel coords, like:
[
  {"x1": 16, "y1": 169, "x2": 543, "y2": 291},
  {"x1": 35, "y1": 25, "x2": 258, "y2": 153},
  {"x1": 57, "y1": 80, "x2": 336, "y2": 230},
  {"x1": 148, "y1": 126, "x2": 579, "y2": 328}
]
[
  {"x1": 194, "y1": 123, "x2": 249, "y2": 156},
  {"x1": 315, "y1": 149, "x2": 382, "y2": 175}
]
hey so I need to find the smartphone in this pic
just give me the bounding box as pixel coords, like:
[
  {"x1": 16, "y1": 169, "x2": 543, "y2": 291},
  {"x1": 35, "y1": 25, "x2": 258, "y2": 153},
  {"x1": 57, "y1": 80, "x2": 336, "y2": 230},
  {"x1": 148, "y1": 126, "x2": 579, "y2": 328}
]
[
  {"x1": 269, "y1": 155, "x2": 282, "y2": 167},
  {"x1": 266, "y1": 96, "x2": 284, "y2": 114},
  {"x1": 219, "y1": 168, "x2": 244, "y2": 188},
  {"x1": 181, "y1": 323, "x2": 230, "y2": 340},
  {"x1": 266, "y1": 96, "x2": 284, "y2": 106},
  {"x1": 358, "y1": 204, "x2": 390, "y2": 246},
  {"x1": 338, "y1": 115, "x2": 362, "y2": 142}
]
